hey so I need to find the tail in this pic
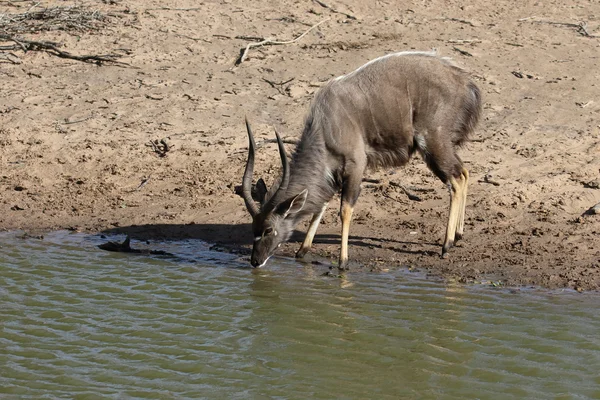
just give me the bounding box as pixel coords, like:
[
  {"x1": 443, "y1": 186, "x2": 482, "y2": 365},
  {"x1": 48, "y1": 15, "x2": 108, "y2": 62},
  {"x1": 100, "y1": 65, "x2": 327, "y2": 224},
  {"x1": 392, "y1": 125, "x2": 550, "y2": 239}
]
[{"x1": 454, "y1": 80, "x2": 482, "y2": 146}]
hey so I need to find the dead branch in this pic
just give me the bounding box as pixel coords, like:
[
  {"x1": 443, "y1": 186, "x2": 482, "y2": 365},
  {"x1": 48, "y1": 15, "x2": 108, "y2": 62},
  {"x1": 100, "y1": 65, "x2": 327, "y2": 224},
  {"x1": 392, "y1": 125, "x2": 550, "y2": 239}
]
[
  {"x1": 518, "y1": 18, "x2": 599, "y2": 38},
  {"x1": 0, "y1": 4, "x2": 110, "y2": 35},
  {"x1": 0, "y1": 33, "x2": 132, "y2": 66},
  {"x1": 312, "y1": 0, "x2": 357, "y2": 20},
  {"x1": 234, "y1": 18, "x2": 330, "y2": 66}
]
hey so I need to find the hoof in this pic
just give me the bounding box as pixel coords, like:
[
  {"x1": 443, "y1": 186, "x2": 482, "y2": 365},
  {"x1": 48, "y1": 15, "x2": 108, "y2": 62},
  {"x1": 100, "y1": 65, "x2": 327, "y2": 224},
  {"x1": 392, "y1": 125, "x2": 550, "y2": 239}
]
[
  {"x1": 441, "y1": 240, "x2": 454, "y2": 259},
  {"x1": 455, "y1": 232, "x2": 463, "y2": 242},
  {"x1": 295, "y1": 248, "x2": 308, "y2": 259},
  {"x1": 338, "y1": 260, "x2": 349, "y2": 271}
]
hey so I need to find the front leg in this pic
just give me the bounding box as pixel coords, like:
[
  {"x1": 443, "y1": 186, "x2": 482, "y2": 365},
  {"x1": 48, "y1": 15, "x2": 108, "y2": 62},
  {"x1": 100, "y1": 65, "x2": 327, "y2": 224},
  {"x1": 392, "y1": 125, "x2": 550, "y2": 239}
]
[
  {"x1": 339, "y1": 201, "x2": 354, "y2": 270},
  {"x1": 338, "y1": 158, "x2": 366, "y2": 270},
  {"x1": 296, "y1": 203, "x2": 328, "y2": 258}
]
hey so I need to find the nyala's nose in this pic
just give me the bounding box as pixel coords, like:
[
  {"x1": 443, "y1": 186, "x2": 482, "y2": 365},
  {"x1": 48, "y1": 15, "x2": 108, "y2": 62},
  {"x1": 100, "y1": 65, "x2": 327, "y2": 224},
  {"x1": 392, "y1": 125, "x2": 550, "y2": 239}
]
[{"x1": 250, "y1": 257, "x2": 260, "y2": 268}]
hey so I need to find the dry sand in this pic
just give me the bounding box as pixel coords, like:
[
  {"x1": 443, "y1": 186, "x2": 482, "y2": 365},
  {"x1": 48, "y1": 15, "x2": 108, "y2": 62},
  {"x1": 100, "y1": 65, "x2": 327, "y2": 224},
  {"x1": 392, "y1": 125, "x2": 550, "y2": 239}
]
[{"x1": 1, "y1": 0, "x2": 599, "y2": 289}]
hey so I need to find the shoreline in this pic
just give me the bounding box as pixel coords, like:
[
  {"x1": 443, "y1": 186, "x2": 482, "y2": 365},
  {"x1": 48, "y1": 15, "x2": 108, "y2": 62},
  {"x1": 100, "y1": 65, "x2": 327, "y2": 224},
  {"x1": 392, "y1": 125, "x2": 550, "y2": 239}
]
[{"x1": 1, "y1": 0, "x2": 599, "y2": 290}]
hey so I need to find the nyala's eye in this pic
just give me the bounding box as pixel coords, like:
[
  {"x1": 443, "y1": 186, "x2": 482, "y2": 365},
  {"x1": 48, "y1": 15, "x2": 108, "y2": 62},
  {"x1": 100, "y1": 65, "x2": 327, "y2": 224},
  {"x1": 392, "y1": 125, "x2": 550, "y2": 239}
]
[{"x1": 264, "y1": 227, "x2": 274, "y2": 236}]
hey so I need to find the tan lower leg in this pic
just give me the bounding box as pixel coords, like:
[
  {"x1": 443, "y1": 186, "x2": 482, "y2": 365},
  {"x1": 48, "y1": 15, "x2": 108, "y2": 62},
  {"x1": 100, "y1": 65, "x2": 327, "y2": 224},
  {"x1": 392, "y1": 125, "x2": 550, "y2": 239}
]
[
  {"x1": 339, "y1": 202, "x2": 354, "y2": 269},
  {"x1": 456, "y1": 168, "x2": 469, "y2": 239},
  {"x1": 296, "y1": 203, "x2": 328, "y2": 258},
  {"x1": 442, "y1": 177, "x2": 461, "y2": 258}
]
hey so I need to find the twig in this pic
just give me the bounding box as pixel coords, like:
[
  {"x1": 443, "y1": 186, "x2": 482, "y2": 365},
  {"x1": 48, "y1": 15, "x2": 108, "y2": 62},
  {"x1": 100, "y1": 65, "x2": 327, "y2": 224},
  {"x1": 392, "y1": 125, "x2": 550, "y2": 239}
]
[
  {"x1": 266, "y1": 16, "x2": 313, "y2": 26},
  {"x1": 452, "y1": 47, "x2": 473, "y2": 57},
  {"x1": 518, "y1": 18, "x2": 599, "y2": 38},
  {"x1": 145, "y1": 7, "x2": 202, "y2": 12},
  {"x1": 257, "y1": 137, "x2": 299, "y2": 148},
  {"x1": 0, "y1": 34, "x2": 132, "y2": 66},
  {"x1": 312, "y1": 0, "x2": 357, "y2": 20},
  {"x1": 262, "y1": 77, "x2": 295, "y2": 96},
  {"x1": 63, "y1": 115, "x2": 93, "y2": 125},
  {"x1": 235, "y1": 35, "x2": 264, "y2": 41},
  {"x1": 363, "y1": 178, "x2": 430, "y2": 201},
  {"x1": 176, "y1": 33, "x2": 211, "y2": 42},
  {"x1": 576, "y1": 23, "x2": 596, "y2": 37},
  {"x1": 382, "y1": 192, "x2": 405, "y2": 203},
  {"x1": 517, "y1": 16, "x2": 538, "y2": 22},
  {"x1": 478, "y1": 174, "x2": 501, "y2": 186},
  {"x1": 392, "y1": 182, "x2": 423, "y2": 201},
  {"x1": 444, "y1": 17, "x2": 477, "y2": 27},
  {"x1": 132, "y1": 175, "x2": 151, "y2": 192},
  {"x1": 146, "y1": 139, "x2": 169, "y2": 157},
  {"x1": 26, "y1": 1, "x2": 40, "y2": 14},
  {"x1": 234, "y1": 18, "x2": 330, "y2": 66},
  {"x1": 447, "y1": 39, "x2": 482, "y2": 44},
  {"x1": 575, "y1": 101, "x2": 593, "y2": 108}
]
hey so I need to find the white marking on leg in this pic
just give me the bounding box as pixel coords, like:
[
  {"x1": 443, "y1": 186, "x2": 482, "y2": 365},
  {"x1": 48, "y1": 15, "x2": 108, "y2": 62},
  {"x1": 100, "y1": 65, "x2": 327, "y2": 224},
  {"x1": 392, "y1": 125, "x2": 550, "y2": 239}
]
[
  {"x1": 305, "y1": 204, "x2": 327, "y2": 245},
  {"x1": 415, "y1": 134, "x2": 428, "y2": 155}
]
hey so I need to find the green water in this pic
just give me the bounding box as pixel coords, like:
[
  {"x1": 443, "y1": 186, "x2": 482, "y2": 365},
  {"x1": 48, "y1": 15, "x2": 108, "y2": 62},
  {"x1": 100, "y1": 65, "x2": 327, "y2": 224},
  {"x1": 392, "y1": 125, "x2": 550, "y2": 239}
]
[{"x1": 0, "y1": 231, "x2": 599, "y2": 399}]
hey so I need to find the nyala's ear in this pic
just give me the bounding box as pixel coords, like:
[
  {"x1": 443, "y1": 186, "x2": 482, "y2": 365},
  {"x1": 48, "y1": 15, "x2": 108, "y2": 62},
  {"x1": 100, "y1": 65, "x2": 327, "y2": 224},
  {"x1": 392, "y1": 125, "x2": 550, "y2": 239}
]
[
  {"x1": 276, "y1": 189, "x2": 308, "y2": 218},
  {"x1": 251, "y1": 178, "x2": 268, "y2": 203}
]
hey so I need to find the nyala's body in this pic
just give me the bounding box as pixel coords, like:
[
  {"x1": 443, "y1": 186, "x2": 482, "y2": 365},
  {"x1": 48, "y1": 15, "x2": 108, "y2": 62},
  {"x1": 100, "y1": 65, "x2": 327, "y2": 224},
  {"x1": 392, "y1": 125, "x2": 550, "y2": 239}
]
[{"x1": 240, "y1": 51, "x2": 482, "y2": 268}]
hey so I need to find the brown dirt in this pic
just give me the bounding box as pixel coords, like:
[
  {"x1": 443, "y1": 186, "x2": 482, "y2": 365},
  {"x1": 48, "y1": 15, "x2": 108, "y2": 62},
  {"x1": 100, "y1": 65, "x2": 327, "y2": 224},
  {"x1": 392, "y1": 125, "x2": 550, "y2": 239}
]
[{"x1": 1, "y1": 0, "x2": 599, "y2": 289}]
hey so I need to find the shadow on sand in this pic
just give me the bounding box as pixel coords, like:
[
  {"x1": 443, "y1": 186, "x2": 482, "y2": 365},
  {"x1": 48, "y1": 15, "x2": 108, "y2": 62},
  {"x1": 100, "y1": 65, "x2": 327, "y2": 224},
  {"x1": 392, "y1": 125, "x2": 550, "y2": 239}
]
[{"x1": 100, "y1": 223, "x2": 439, "y2": 258}]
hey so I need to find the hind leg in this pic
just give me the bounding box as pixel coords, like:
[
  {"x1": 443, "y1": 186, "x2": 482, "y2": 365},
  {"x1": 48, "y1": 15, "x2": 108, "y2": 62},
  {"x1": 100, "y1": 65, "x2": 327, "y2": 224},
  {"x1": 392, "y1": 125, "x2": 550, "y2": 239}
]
[
  {"x1": 417, "y1": 130, "x2": 467, "y2": 258},
  {"x1": 442, "y1": 173, "x2": 468, "y2": 258},
  {"x1": 455, "y1": 167, "x2": 469, "y2": 241}
]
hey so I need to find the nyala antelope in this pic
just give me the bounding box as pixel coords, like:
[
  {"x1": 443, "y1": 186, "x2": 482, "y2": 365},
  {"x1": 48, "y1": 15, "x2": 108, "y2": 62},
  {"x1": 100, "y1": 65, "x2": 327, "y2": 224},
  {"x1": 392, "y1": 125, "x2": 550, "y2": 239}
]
[{"x1": 238, "y1": 51, "x2": 482, "y2": 269}]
